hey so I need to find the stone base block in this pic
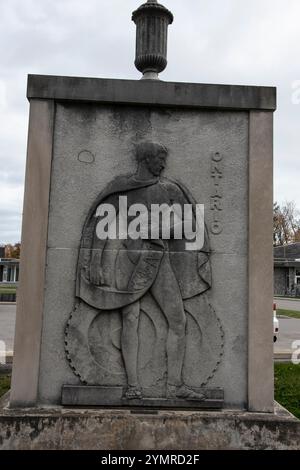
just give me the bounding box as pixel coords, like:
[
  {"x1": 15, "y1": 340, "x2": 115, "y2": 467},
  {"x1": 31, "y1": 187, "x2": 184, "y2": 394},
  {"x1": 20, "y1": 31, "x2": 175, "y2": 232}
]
[
  {"x1": 61, "y1": 385, "x2": 224, "y2": 409},
  {"x1": 0, "y1": 399, "x2": 299, "y2": 450}
]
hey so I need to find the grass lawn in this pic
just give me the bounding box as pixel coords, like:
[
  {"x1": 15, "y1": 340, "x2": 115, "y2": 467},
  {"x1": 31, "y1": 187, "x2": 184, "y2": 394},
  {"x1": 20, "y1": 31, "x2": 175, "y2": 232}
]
[
  {"x1": 0, "y1": 285, "x2": 17, "y2": 295},
  {"x1": 0, "y1": 366, "x2": 299, "y2": 420},
  {"x1": 277, "y1": 308, "x2": 300, "y2": 319},
  {"x1": 0, "y1": 375, "x2": 11, "y2": 398},
  {"x1": 274, "y1": 363, "x2": 300, "y2": 419}
]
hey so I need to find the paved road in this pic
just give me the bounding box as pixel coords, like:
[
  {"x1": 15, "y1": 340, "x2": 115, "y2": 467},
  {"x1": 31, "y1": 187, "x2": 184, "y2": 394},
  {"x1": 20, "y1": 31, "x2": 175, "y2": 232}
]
[
  {"x1": 0, "y1": 304, "x2": 16, "y2": 352},
  {"x1": 274, "y1": 297, "x2": 300, "y2": 312},
  {"x1": 275, "y1": 316, "x2": 300, "y2": 353},
  {"x1": 1, "y1": 303, "x2": 300, "y2": 355}
]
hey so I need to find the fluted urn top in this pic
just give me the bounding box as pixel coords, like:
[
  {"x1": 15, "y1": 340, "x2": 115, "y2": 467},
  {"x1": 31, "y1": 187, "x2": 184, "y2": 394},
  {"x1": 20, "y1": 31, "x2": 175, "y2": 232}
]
[
  {"x1": 132, "y1": 0, "x2": 174, "y2": 79},
  {"x1": 132, "y1": 0, "x2": 173, "y2": 24}
]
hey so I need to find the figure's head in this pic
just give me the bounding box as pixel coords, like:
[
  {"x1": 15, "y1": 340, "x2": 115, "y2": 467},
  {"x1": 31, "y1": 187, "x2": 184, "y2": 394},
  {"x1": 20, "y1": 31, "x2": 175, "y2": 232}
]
[{"x1": 135, "y1": 141, "x2": 168, "y2": 176}]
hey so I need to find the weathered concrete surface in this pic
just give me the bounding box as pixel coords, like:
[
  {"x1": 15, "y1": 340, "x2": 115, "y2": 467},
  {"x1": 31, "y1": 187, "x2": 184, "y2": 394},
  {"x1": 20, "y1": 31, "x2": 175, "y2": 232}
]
[
  {"x1": 0, "y1": 403, "x2": 298, "y2": 450},
  {"x1": 10, "y1": 100, "x2": 54, "y2": 408},
  {"x1": 27, "y1": 75, "x2": 276, "y2": 110},
  {"x1": 37, "y1": 105, "x2": 249, "y2": 408},
  {"x1": 248, "y1": 111, "x2": 274, "y2": 412}
]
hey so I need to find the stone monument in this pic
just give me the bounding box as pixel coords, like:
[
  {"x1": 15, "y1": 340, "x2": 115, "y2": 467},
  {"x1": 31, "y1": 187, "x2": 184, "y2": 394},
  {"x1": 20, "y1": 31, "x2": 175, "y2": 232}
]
[{"x1": 1, "y1": 0, "x2": 299, "y2": 450}]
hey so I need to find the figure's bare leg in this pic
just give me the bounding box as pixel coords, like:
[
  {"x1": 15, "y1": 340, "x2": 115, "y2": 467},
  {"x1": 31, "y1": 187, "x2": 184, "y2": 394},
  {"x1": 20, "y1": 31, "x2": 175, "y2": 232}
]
[
  {"x1": 150, "y1": 254, "x2": 186, "y2": 390},
  {"x1": 151, "y1": 257, "x2": 205, "y2": 401},
  {"x1": 122, "y1": 301, "x2": 141, "y2": 398}
]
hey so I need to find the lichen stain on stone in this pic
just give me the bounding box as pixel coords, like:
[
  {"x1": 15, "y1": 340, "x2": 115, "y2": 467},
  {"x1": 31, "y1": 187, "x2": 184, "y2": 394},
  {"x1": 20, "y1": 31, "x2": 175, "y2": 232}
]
[
  {"x1": 111, "y1": 106, "x2": 153, "y2": 141},
  {"x1": 29, "y1": 425, "x2": 40, "y2": 441}
]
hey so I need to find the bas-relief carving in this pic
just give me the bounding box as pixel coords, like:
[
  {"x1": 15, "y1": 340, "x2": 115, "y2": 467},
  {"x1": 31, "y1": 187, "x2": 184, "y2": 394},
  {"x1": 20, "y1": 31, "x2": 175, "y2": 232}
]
[{"x1": 65, "y1": 141, "x2": 224, "y2": 404}]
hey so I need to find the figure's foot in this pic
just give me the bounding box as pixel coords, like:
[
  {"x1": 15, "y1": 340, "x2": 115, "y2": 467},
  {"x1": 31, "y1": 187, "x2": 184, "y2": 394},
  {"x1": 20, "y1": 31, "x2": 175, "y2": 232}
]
[
  {"x1": 176, "y1": 385, "x2": 206, "y2": 401},
  {"x1": 166, "y1": 384, "x2": 206, "y2": 401},
  {"x1": 124, "y1": 385, "x2": 142, "y2": 400}
]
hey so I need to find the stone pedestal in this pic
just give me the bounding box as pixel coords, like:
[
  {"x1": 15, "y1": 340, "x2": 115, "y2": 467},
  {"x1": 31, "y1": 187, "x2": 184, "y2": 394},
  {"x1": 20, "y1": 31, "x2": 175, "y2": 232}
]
[{"x1": 0, "y1": 396, "x2": 299, "y2": 450}]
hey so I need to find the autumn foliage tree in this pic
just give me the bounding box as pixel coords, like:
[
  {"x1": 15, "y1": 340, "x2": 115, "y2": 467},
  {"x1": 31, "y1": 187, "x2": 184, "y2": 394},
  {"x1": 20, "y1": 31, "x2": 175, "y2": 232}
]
[
  {"x1": 4, "y1": 243, "x2": 21, "y2": 259},
  {"x1": 273, "y1": 201, "x2": 300, "y2": 246}
]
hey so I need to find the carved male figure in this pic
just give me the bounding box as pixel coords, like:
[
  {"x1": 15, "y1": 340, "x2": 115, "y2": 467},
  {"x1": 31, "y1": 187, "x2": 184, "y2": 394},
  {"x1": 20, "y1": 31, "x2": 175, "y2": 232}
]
[{"x1": 76, "y1": 141, "x2": 211, "y2": 400}]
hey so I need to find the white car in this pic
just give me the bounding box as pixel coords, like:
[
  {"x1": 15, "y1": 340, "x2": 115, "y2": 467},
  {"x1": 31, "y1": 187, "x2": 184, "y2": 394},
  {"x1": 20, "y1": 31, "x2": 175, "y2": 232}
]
[{"x1": 273, "y1": 303, "x2": 279, "y2": 343}]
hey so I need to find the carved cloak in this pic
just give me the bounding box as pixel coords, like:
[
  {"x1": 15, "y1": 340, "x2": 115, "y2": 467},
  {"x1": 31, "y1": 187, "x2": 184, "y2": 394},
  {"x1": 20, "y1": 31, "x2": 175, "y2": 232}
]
[{"x1": 76, "y1": 175, "x2": 211, "y2": 310}]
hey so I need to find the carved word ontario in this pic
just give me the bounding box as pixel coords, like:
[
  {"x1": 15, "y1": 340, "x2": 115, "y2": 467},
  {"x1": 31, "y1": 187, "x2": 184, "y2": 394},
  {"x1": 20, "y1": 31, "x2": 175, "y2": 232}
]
[{"x1": 210, "y1": 152, "x2": 223, "y2": 235}]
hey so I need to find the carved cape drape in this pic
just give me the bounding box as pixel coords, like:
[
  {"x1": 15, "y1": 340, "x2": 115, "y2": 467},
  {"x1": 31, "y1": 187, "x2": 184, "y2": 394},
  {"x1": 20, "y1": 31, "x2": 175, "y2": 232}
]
[{"x1": 76, "y1": 175, "x2": 211, "y2": 310}]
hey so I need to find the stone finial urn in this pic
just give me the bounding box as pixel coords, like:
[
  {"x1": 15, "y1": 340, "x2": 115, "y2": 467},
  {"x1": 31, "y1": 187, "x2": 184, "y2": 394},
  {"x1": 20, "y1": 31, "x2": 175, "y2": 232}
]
[{"x1": 132, "y1": 0, "x2": 174, "y2": 80}]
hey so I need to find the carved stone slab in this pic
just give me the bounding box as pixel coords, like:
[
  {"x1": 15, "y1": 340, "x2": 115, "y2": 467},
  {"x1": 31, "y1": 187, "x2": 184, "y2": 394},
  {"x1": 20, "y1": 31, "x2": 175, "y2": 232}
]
[{"x1": 61, "y1": 385, "x2": 224, "y2": 409}]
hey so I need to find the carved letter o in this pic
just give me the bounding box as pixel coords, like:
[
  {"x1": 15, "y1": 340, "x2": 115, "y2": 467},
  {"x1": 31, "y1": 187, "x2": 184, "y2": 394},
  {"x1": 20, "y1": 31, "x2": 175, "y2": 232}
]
[
  {"x1": 212, "y1": 152, "x2": 222, "y2": 162},
  {"x1": 211, "y1": 221, "x2": 223, "y2": 235}
]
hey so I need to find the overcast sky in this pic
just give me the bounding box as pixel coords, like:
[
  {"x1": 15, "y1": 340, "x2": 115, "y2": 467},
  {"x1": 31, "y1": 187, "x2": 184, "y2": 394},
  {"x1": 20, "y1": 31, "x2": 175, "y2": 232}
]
[{"x1": 0, "y1": 0, "x2": 299, "y2": 243}]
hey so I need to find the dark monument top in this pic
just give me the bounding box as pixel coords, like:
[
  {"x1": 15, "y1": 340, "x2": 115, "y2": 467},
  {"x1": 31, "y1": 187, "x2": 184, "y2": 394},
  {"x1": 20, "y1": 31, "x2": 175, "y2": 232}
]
[{"x1": 132, "y1": 0, "x2": 174, "y2": 79}]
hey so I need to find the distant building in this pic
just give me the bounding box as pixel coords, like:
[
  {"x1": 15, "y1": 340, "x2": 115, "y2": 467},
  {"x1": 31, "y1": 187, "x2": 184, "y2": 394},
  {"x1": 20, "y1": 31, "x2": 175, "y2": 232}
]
[
  {"x1": 0, "y1": 258, "x2": 20, "y2": 284},
  {"x1": 274, "y1": 243, "x2": 300, "y2": 297}
]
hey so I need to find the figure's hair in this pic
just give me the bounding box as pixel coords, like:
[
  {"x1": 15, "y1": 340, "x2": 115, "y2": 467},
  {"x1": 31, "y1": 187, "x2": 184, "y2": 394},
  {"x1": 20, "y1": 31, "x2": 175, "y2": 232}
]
[{"x1": 135, "y1": 141, "x2": 168, "y2": 163}]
